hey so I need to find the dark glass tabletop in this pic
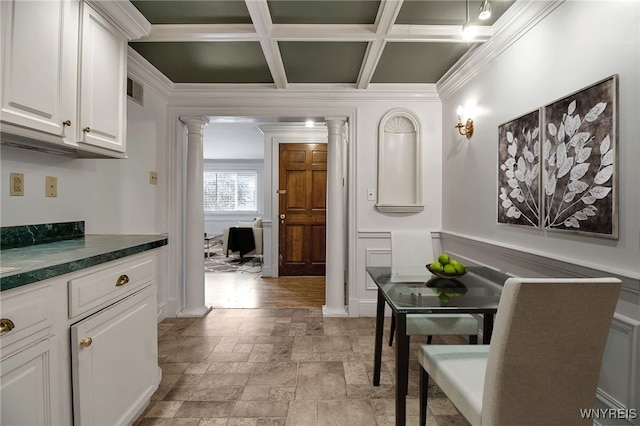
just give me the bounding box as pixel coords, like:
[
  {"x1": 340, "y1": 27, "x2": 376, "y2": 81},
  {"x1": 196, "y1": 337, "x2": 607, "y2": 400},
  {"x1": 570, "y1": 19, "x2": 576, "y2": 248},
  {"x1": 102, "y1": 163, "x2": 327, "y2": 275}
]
[{"x1": 366, "y1": 266, "x2": 511, "y2": 314}]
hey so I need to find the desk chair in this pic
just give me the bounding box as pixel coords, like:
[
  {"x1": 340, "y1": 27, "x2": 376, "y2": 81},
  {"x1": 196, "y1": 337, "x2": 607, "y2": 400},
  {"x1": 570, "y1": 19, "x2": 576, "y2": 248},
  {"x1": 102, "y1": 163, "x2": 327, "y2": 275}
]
[{"x1": 418, "y1": 277, "x2": 622, "y2": 426}]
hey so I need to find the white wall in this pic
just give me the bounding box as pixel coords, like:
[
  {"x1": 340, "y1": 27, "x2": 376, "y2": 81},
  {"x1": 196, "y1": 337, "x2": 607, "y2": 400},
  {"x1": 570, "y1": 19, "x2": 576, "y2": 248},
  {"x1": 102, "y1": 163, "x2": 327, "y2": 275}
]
[
  {"x1": 1, "y1": 89, "x2": 168, "y2": 235},
  {"x1": 440, "y1": 0, "x2": 640, "y2": 279},
  {"x1": 352, "y1": 100, "x2": 443, "y2": 316},
  {"x1": 437, "y1": 2, "x2": 640, "y2": 418}
]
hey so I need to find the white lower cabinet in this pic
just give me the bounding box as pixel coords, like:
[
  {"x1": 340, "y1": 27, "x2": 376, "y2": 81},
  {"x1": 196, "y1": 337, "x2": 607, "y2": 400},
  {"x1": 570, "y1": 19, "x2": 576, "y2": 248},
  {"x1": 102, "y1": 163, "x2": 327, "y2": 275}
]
[
  {"x1": 0, "y1": 339, "x2": 56, "y2": 426},
  {"x1": 71, "y1": 286, "x2": 158, "y2": 425},
  {"x1": 0, "y1": 251, "x2": 160, "y2": 425}
]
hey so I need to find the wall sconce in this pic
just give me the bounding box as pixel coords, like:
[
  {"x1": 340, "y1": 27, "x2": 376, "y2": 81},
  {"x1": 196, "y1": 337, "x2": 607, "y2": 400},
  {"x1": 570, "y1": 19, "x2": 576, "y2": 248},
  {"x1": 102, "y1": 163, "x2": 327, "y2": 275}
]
[{"x1": 455, "y1": 105, "x2": 474, "y2": 138}]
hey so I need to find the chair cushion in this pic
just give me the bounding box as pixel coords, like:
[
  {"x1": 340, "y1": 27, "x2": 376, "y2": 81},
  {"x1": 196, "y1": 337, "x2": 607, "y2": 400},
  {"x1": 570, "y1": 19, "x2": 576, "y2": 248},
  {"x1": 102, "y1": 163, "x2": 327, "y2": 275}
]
[
  {"x1": 407, "y1": 314, "x2": 478, "y2": 336},
  {"x1": 418, "y1": 345, "x2": 489, "y2": 426}
]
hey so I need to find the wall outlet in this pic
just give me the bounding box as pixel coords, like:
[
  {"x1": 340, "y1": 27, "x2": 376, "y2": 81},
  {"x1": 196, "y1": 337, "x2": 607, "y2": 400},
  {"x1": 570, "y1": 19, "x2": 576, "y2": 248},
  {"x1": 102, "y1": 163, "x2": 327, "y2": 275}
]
[
  {"x1": 46, "y1": 176, "x2": 57, "y2": 197},
  {"x1": 10, "y1": 173, "x2": 24, "y2": 196},
  {"x1": 150, "y1": 171, "x2": 158, "y2": 185}
]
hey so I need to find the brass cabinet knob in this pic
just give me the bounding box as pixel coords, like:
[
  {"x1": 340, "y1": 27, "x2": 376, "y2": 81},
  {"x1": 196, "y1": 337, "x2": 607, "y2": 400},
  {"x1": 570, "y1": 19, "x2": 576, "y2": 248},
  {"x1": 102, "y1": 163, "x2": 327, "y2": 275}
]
[
  {"x1": 115, "y1": 274, "x2": 130, "y2": 287},
  {"x1": 63, "y1": 120, "x2": 71, "y2": 126},
  {"x1": 0, "y1": 318, "x2": 15, "y2": 335},
  {"x1": 83, "y1": 127, "x2": 91, "y2": 133},
  {"x1": 80, "y1": 337, "x2": 93, "y2": 347}
]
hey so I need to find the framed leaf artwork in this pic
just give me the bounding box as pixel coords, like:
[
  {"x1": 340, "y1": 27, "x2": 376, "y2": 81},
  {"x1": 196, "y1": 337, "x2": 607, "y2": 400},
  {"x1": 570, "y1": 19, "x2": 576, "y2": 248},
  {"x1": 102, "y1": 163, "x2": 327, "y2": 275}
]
[
  {"x1": 541, "y1": 75, "x2": 618, "y2": 238},
  {"x1": 497, "y1": 109, "x2": 541, "y2": 228}
]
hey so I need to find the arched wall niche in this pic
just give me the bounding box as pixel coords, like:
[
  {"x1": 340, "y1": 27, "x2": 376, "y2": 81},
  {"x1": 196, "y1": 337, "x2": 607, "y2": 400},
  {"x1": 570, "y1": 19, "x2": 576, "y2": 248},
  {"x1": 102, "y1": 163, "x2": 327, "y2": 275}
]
[{"x1": 376, "y1": 108, "x2": 424, "y2": 213}]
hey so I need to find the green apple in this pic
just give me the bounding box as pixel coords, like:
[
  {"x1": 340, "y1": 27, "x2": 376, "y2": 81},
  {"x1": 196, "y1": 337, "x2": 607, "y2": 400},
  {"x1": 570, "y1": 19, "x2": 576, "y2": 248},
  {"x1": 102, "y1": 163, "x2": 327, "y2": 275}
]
[
  {"x1": 443, "y1": 264, "x2": 457, "y2": 275},
  {"x1": 429, "y1": 261, "x2": 444, "y2": 272},
  {"x1": 438, "y1": 253, "x2": 450, "y2": 265},
  {"x1": 453, "y1": 262, "x2": 466, "y2": 274}
]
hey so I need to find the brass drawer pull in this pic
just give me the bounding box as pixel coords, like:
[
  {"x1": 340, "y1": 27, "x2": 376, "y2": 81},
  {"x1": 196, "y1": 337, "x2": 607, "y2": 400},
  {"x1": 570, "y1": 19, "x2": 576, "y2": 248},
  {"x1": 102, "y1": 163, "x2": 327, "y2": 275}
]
[
  {"x1": 63, "y1": 120, "x2": 71, "y2": 126},
  {"x1": 115, "y1": 274, "x2": 130, "y2": 287},
  {"x1": 83, "y1": 126, "x2": 91, "y2": 133},
  {"x1": 80, "y1": 337, "x2": 93, "y2": 347},
  {"x1": 0, "y1": 318, "x2": 15, "y2": 335}
]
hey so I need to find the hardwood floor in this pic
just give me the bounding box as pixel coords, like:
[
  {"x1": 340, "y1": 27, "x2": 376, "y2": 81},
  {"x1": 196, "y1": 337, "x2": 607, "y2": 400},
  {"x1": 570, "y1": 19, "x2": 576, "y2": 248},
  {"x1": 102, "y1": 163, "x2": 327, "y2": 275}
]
[{"x1": 205, "y1": 272, "x2": 326, "y2": 309}]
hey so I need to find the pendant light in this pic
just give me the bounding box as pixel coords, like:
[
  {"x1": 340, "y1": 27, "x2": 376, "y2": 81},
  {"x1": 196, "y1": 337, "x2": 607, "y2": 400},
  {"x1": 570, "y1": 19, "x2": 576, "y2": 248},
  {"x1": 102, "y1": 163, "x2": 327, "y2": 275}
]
[
  {"x1": 461, "y1": 0, "x2": 477, "y2": 40},
  {"x1": 479, "y1": 0, "x2": 492, "y2": 20}
]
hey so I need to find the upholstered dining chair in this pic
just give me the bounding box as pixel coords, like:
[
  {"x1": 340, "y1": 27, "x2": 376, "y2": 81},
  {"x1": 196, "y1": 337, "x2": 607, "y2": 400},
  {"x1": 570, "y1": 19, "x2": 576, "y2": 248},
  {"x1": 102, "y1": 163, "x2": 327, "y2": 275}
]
[
  {"x1": 418, "y1": 276, "x2": 622, "y2": 426},
  {"x1": 388, "y1": 230, "x2": 479, "y2": 347},
  {"x1": 383, "y1": 231, "x2": 479, "y2": 395}
]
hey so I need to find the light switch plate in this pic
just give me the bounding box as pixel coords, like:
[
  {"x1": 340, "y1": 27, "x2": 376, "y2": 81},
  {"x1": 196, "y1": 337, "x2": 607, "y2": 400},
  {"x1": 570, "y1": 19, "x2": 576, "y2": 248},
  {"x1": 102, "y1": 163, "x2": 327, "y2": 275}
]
[
  {"x1": 150, "y1": 171, "x2": 158, "y2": 185},
  {"x1": 367, "y1": 188, "x2": 375, "y2": 201},
  {"x1": 46, "y1": 176, "x2": 57, "y2": 197}
]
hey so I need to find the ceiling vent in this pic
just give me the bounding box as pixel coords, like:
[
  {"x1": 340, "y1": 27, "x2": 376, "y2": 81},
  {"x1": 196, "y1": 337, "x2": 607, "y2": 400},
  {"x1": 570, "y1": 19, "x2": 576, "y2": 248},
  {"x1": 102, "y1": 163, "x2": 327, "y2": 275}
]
[{"x1": 127, "y1": 77, "x2": 144, "y2": 106}]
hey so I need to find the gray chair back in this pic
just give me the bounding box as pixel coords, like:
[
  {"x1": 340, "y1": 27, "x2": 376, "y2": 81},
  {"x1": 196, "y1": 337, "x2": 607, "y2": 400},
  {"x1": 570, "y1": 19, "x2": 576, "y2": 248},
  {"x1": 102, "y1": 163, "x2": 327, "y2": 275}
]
[{"x1": 482, "y1": 277, "x2": 621, "y2": 425}]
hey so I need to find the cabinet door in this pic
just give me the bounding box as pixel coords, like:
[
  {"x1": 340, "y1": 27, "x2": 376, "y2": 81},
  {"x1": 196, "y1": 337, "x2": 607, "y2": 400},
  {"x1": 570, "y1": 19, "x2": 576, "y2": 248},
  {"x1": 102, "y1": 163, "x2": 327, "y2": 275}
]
[
  {"x1": 78, "y1": 4, "x2": 126, "y2": 153},
  {"x1": 1, "y1": 340, "x2": 56, "y2": 426},
  {"x1": 71, "y1": 287, "x2": 158, "y2": 426},
  {"x1": 0, "y1": 0, "x2": 77, "y2": 137}
]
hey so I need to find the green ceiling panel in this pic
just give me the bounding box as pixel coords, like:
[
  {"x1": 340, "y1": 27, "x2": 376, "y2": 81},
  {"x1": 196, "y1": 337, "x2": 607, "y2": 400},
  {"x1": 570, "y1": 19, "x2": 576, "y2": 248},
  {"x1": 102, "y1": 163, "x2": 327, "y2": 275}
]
[
  {"x1": 372, "y1": 42, "x2": 473, "y2": 83},
  {"x1": 268, "y1": 1, "x2": 380, "y2": 24},
  {"x1": 279, "y1": 42, "x2": 368, "y2": 83},
  {"x1": 396, "y1": 0, "x2": 514, "y2": 26},
  {"x1": 129, "y1": 42, "x2": 273, "y2": 84},
  {"x1": 130, "y1": 1, "x2": 252, "y2": 24}
]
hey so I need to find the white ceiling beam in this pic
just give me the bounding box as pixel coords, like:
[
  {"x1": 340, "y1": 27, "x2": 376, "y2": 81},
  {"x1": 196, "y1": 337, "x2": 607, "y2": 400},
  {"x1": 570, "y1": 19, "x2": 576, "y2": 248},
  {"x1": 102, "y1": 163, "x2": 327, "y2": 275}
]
[
  {"x1": 388, "y1": 24, "x2": 492, "y2": 42},
  {"x1": 357, "y1": 0, "x2": 405, "y2": 90},
  {"x1": 245, "y1": 0, "x2": 288, "y2": 89},
  {"x1": 271, "y1": 24, "x2": 377, "y2": 41},
  {"x1": 137, "y1": 24, "x2": 259, "y2": 42}
]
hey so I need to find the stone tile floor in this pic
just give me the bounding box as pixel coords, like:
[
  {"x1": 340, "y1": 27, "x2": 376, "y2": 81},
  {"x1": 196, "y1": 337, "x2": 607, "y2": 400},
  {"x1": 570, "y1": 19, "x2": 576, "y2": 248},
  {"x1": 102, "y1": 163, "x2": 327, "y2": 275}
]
[{"x1": 134, "y1": 308, "x2": 470, "y2": 426}]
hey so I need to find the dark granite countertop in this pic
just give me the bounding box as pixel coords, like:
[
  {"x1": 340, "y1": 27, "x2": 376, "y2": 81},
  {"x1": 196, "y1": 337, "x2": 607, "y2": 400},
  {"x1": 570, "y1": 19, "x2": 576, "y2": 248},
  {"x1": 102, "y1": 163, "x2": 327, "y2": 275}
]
[{"x1": 0, "y1": 234, "x2": 168, "y2": 291}]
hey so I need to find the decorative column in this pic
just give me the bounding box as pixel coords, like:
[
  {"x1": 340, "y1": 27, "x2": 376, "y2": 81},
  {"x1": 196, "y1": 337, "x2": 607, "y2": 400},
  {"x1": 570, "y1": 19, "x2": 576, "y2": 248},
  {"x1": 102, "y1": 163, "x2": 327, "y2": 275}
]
[
  {"x1": 324, "y1": 117, "x2": 348, "y2": 317},
  {"x1": 178, "y1": 116, "x2": 212, "y2": 317}
]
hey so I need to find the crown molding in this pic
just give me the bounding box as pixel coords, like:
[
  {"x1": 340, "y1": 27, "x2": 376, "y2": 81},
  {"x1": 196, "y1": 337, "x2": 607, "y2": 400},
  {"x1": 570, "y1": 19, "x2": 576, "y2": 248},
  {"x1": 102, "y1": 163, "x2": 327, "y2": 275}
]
[
  {"x1": 167, "y1": 82, "x2": 440, "y2": 105},
  {"x1": 85, "y1": 0, "x2": 151, "y2": 40},
  {"x1": 127, "y1": 48, "x2": 173, "y2": 101},
  {"x1": 437, "y1": 0, "x2": 566, "y2": 100}
]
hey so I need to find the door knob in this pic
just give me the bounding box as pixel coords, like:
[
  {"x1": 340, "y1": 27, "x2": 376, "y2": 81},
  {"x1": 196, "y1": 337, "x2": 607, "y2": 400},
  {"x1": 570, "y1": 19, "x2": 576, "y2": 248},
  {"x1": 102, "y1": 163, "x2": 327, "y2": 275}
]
[
  {"x1": 280, "y1": 214, "x2": 285, "y2": 224},
  {"x1": 80, "y1": 337, "x2": 93, "y2": 347}
]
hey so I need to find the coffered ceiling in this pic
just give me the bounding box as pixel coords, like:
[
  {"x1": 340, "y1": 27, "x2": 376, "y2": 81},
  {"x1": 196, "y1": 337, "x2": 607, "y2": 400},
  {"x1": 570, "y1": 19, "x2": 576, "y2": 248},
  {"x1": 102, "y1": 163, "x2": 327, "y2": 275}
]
[{"x1": 128, "y1": 0, "x2": 515, "y2": 88}]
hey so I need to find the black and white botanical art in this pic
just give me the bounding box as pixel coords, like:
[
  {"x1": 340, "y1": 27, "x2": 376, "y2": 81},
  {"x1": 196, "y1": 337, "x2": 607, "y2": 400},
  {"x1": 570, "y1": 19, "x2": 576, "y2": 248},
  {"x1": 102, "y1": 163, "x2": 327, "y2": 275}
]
[
  {"x1": 542, "y1": 75, "x2": 618, "y2": 238},
  {"x1": 498, "y1": 110, "x2": 540, "y2": 227}
]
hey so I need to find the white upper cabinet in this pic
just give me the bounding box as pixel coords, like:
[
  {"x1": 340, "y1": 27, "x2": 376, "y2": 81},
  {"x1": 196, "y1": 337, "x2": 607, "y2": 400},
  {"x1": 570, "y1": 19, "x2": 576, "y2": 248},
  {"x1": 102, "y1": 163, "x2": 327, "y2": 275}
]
[
  {"x1": 0, "y1": 0, "x2": 141, "y2": 158},
  {"x1": 0, "y1": 0, "x2": 78, "y2": 140},
  {"x1": 77, "y1": 4, "x2": 127, "y2": 155}
]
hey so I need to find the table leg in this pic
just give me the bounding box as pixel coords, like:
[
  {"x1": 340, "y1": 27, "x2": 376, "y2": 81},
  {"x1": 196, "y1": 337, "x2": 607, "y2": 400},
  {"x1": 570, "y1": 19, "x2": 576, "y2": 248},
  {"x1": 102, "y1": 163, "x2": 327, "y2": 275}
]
[
  {"x1": 483, "y1": 313, "x2": 494, "y2": 344},
  {"x1": 395, "y1": 312, "x2": 407, "y2": 426},
  {"x1": 373, "y1": 289, "x2": 385, "y2": 386}
]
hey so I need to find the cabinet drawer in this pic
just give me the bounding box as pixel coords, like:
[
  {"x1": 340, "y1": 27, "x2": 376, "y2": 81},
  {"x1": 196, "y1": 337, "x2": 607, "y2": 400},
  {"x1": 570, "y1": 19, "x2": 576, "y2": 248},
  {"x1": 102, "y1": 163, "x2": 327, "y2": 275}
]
[
  {"x1": 0, "y1": 283, "x2": 53, "y2": 357},
  {"x1": 68, "y1": 257, "x2": 154, "y2": 318}
]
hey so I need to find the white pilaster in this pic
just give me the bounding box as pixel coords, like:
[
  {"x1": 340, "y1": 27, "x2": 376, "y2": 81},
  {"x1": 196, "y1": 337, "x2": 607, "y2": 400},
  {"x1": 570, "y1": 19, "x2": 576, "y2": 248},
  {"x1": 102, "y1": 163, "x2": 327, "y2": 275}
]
[
  {"x1": 323, "y1": 117, "x2": 348, "y2": 317},
  {"x1": 178, "y1": 116, "x2": 212, "y2": 318}
]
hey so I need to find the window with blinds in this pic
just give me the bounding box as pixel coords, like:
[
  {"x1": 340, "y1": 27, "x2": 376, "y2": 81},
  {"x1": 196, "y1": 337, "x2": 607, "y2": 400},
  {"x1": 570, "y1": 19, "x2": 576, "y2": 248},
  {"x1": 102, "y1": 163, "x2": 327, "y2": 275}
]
[{"x1": 203, "y1": 170, "x2": 258, "y2": 212}]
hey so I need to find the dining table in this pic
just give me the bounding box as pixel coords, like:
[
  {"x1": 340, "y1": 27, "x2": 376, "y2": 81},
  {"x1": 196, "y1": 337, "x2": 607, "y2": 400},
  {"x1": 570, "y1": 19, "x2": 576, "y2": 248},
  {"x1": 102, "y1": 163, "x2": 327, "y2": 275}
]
[{"x1": 367, "y1": 265, "x2": 512, "y2": 426}]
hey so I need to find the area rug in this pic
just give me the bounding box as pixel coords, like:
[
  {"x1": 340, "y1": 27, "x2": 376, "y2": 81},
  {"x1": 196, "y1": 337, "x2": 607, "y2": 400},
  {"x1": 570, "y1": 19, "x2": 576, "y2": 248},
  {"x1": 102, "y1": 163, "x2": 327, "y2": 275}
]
[{"x1": 204, "y1": 243, "x2": 262, "y2": 274}]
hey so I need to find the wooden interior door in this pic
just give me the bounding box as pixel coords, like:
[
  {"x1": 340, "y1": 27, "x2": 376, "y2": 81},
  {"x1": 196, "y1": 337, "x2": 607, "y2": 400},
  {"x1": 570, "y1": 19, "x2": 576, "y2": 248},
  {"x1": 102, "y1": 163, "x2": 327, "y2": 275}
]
[{"x1": 278, "y1": 143, "x2": 327, "y2": 276}]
